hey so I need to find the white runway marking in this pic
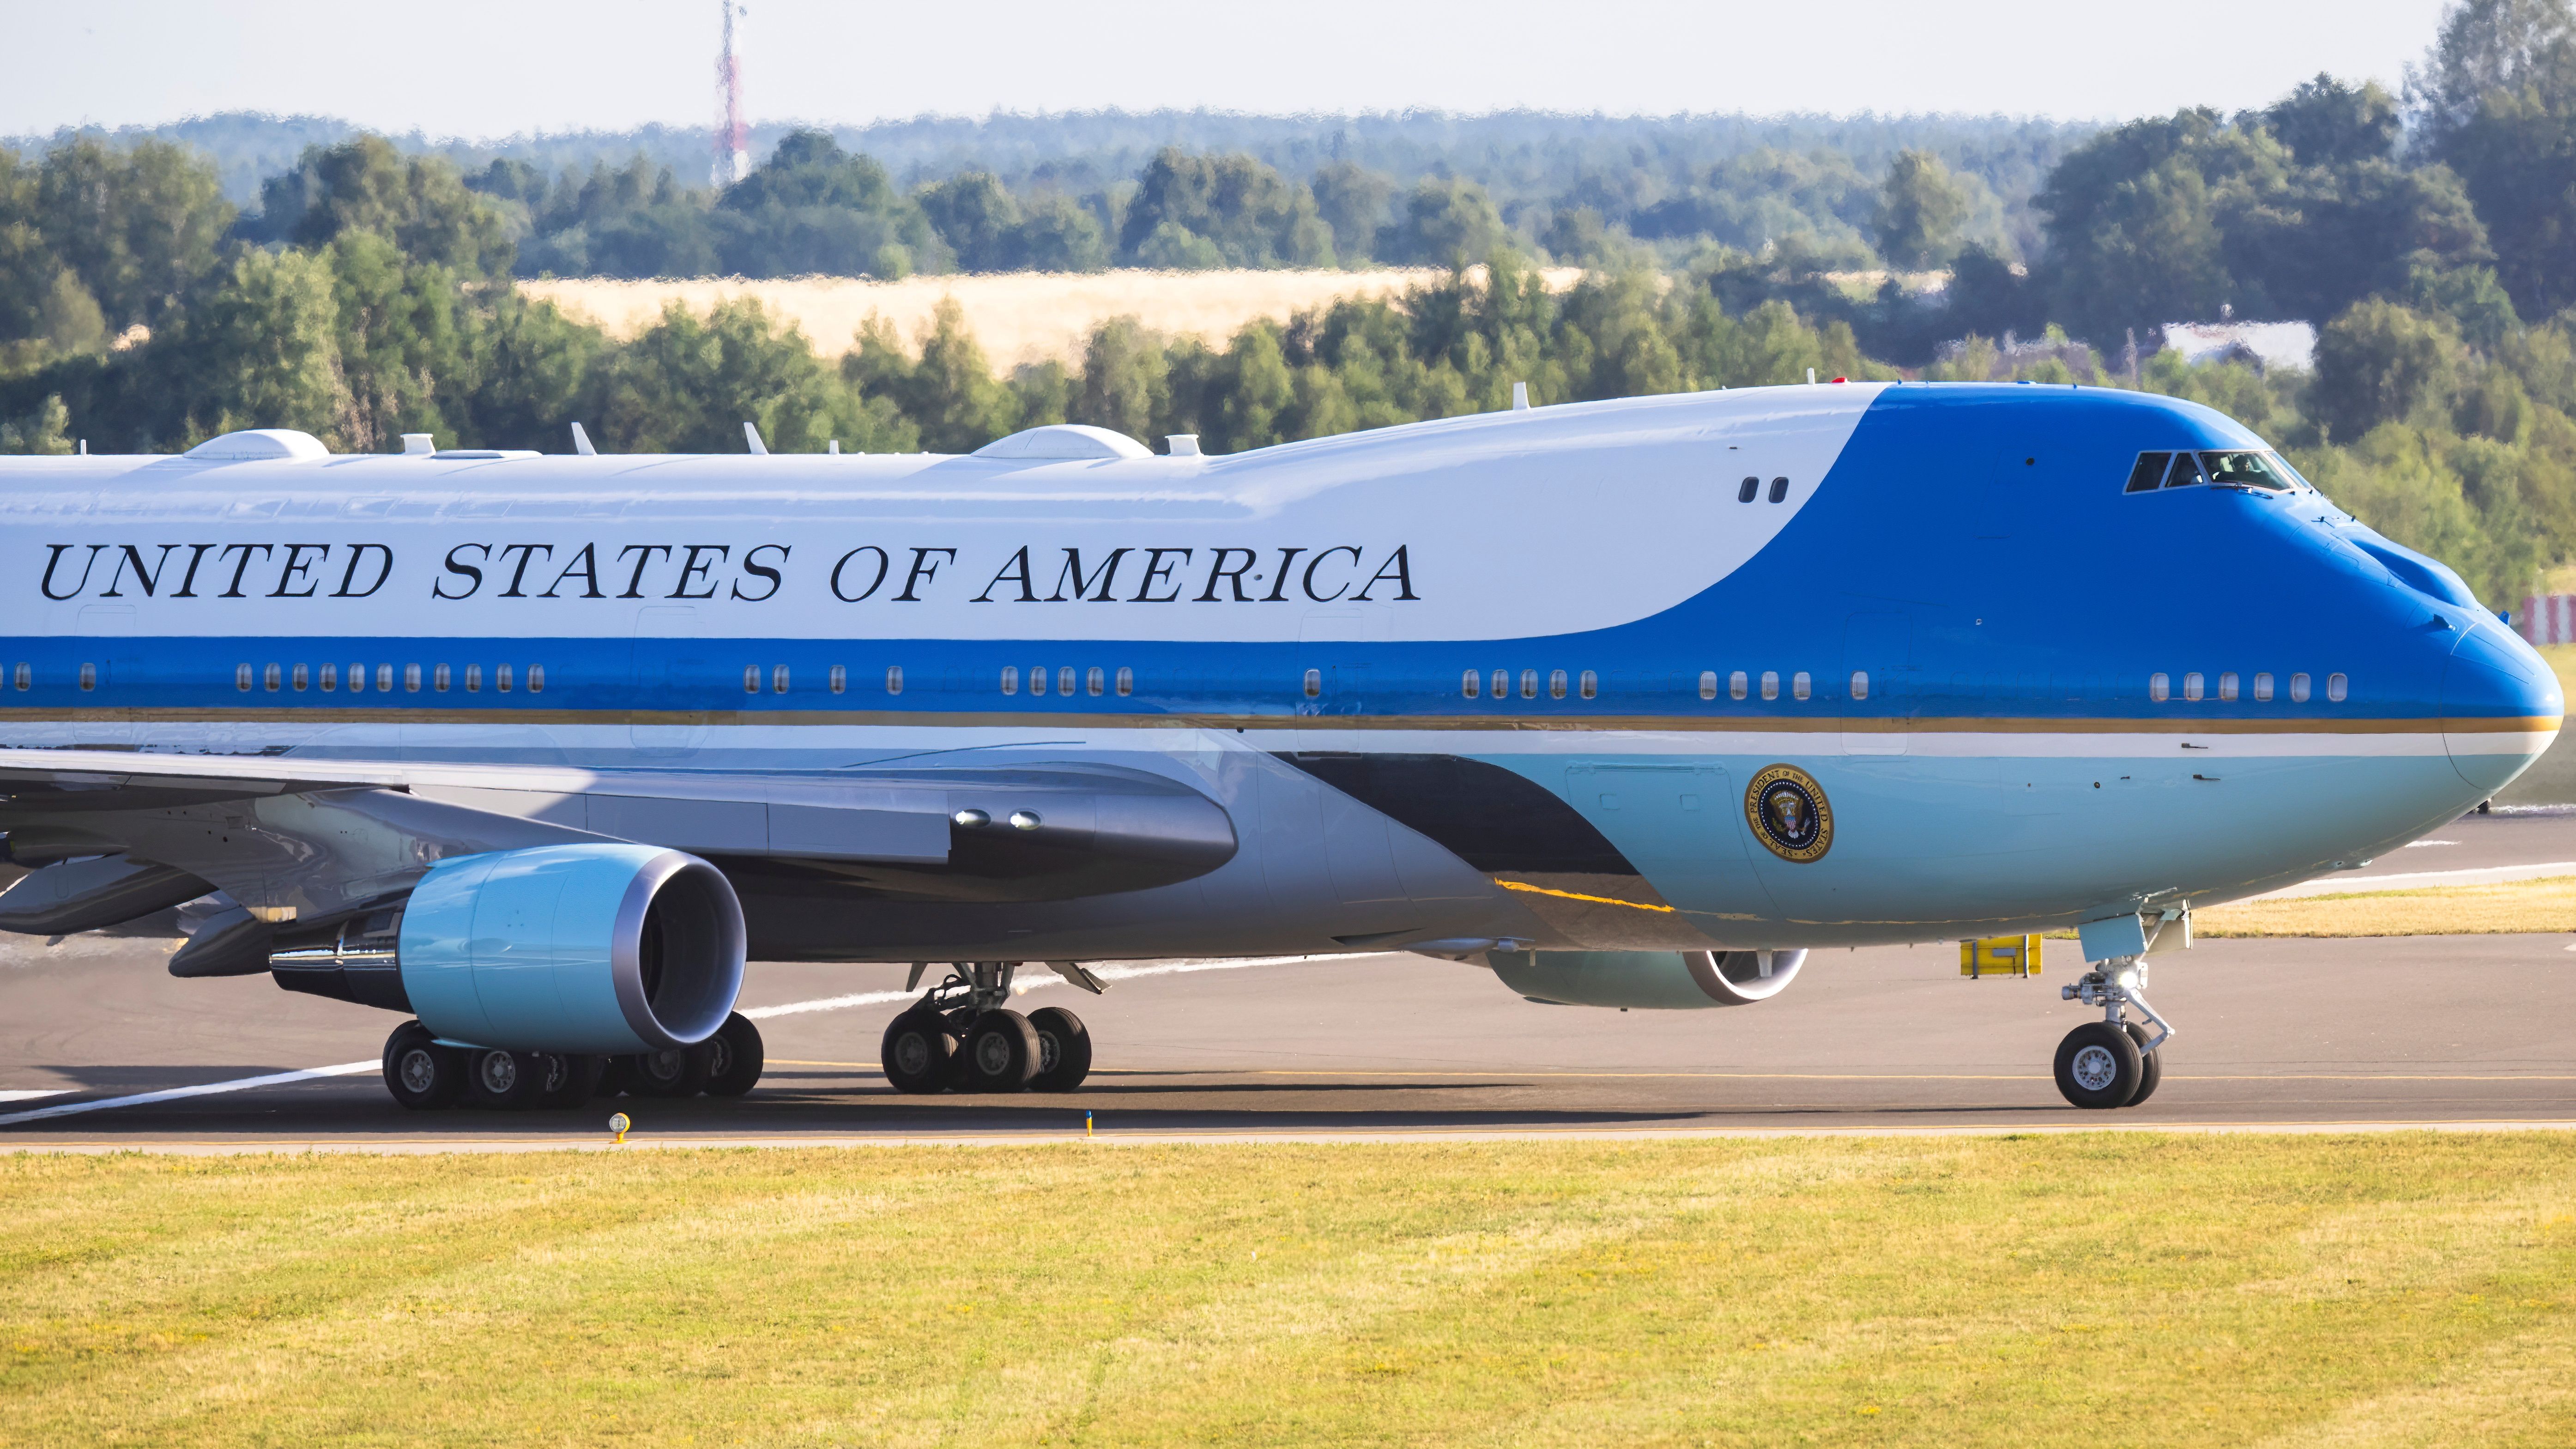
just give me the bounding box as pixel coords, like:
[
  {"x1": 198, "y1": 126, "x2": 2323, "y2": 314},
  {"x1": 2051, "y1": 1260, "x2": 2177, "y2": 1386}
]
[
  {"x1": 0, "y1": 954, "x2": 1352, "y2": 1126},
  {"x1": 0, "y1": 1062, "x2": 379, "y2": 1127}
]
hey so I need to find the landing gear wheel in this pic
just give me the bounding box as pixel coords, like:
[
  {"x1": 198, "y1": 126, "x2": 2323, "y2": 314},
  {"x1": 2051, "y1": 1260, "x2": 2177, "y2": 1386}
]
[
  {"x1": 382, "y1": 1021, "x2": 465, "y2": 1111},
  {"x1": 628, "y1": 1044, "x2": 712, "y2": 1098},
  {"x1": 531, "y1": 1053, "x2": 605, "y2": 1110},
  {"x1": 881, "y1": 1010, "x2": 955, "y2": 1094},
  {"x1": 464, "y1": 1049, "x2": 543, "y2": 1110},
  {"x1": 960, "y1": 1010, "x2": 1041, "y2": 1093},
  {"x1": 704, "y1": 1013, "x2": 764, "y2": 1097},
  {"x1": 2122, "y1": 1023, "x2": 2163, "y2": 1107},
  {"x1": 2054, "y1": 1021, "x2": 2147, "y2": 1110},
  {"x1": 1026, "y1": 1006, "x2": 1093, "y2": 1093}
]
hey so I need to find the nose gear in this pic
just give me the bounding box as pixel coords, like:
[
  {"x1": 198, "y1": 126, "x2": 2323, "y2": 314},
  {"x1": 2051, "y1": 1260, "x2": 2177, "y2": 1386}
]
[{"x1": 2054, "y1": 956, "x2": 2173, "y2": 1109}]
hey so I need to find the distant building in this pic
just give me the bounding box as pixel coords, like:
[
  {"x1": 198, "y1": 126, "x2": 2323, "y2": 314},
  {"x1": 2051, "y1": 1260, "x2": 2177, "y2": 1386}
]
[{"x1": 2160, "y1": 320, "x2": 2316, "y2": 373}]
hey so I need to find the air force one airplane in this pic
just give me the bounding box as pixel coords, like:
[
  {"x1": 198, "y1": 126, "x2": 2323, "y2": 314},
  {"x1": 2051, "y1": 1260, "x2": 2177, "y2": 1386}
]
[{"x1": 0, "y1": 380, "x2": 2555, "y2": 1112}]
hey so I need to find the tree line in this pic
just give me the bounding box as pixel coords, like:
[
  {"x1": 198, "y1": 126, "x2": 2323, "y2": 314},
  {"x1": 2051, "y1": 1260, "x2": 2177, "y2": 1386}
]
[{"x1": 7, "y1": 0, "x2": 2576, "y2": 607}]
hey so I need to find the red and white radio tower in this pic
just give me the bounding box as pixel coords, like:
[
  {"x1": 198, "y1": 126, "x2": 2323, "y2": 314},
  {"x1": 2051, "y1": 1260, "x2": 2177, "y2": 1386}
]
[{"x1": 713, "y1": 2, "x2": 750, "y2": 187}]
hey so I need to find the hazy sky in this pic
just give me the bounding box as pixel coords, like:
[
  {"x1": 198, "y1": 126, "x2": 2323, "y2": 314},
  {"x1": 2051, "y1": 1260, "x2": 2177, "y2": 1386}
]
[{"x1": 3, "y1": 0, "x2": 2462, "y2": 138}]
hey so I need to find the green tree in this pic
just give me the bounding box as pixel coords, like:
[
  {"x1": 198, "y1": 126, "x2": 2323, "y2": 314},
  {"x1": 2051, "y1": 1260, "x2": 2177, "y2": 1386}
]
[
  {"x1": 1310, "y1": 161, "x2": 1393, "y2": 266},
  {"x1": 1872, "y1": 150, "x2": 1972, "y2": 268},
  {"x1": 151, "y1": 247, "x2": 351, "y2": 446},
  {"x1": 33, "y1": 137, "x2": 233, "y2": 326},
  {"x1": 597, "y1": 298, "x2": 910, "y2": 453},
  {"x1": 845, "y1": 298, "x2": 1023, "y2": 452},
  {"x1": 2313, "y1": 299, "x2": 2468, "y2": 440},
  {"x1": 1118, "y1": 149, "x2": 1332, "y2": 268},
  {"x1": 2257, "y1": 74, "x2": 2402, "y2": 166},
  {"x1": 716, "y1": 131, "x2": 943, "y2": 278},
  {"x1": 258, "y1": 136, "x2": 511, "y2": 277},
  {"x1": 2417, "y1": 0, "x2": 2576, "y2": 316},
  {"x1": 1383, "y1": 178, "x2": 1509, "y2": 266},
  {"x1": 0, "y1": 393, "x2": 73, "y2": 454},
  {"x1": 1069, "y1": 316, "x2": 1172, "y2": 440}
]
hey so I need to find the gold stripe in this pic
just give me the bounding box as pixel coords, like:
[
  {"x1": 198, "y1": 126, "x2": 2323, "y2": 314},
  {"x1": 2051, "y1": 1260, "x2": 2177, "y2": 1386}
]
[
  {"x1": 1492, "y1": 879, "x2": 1675, "y2": 913},
  {"x1": 0, "y1": 707, "x2": 2550, "y2": 735}
]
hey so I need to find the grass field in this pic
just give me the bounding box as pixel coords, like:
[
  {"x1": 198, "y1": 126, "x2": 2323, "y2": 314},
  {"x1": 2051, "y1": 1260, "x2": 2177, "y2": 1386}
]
[
  {"x1": 2190, "y1": 874, "x2": 2576, "y2": 936},
  {"x1": 519, "y1": 266, "x2": 1584, "y2": 372},
  {"x1": 3, "y1": 1137, "x2": 2572, "y2": 1446}
]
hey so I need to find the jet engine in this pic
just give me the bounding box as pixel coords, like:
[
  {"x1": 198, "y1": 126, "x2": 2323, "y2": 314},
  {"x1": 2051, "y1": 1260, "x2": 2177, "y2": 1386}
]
[
  {"x1": 270, "y1": 844, "x2": 745, "y2": 1053},
  {"x1": 1489, "y1": 948, "x2": 1806, "y2": 1008}
]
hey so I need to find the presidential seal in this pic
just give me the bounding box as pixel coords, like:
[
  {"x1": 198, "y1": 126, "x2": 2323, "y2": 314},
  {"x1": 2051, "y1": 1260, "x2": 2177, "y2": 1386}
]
[{"x1": 1745, "y1": 764, "x2": 1832, "y2": 863}]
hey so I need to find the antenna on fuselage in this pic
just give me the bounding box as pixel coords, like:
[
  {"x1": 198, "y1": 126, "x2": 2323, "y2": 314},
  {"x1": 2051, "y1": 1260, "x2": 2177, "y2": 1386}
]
[
  {"x1": 744, "y1": 421, "x2": 769, "y2": 455},
  {"x1": 1511, "y1": 381, "x2": 1529, "y2": 411},
  {"x1": 569, "y1": 422, "x2": 598, "y2": 456}
]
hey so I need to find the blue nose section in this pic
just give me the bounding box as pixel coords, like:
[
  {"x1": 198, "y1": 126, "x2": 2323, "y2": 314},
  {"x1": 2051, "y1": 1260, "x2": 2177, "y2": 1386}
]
[{"x1": 2442, "y1": 621, "x2": 2565, "y2": 794}]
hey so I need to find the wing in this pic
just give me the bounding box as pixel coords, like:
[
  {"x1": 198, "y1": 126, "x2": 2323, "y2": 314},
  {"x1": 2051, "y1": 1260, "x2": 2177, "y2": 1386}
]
[{"x1": 0, "y1": 747, "x2": 1238, "y2": 935}]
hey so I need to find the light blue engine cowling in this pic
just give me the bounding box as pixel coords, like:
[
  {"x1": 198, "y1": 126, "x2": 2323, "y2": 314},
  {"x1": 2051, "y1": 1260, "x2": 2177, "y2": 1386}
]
[
  {"x1": 1490, "y1": 949, "x2": 1807, "y2": 1008},
  {"x1": 396, "y1": 844, "x2": 747, "y2": 1053}
]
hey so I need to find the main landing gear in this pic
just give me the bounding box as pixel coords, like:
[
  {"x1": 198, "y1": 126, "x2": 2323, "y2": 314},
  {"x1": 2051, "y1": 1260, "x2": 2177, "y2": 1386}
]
[
  {"x1": 380, "y1": 1012, "x2": 765, "y2": 1111},
  {"x1": 881, "y1": 961, "x2": 1094, "y2": 1095},
  {"x1": 2053, "y1": 958, "x2": 2171, "y2": 1109}
]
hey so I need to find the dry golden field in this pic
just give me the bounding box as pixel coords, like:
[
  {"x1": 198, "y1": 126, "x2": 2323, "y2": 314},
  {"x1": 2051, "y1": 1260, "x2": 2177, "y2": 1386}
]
[{"x1": 517, "y1": 266, "x2": 1586, "y2": 372}]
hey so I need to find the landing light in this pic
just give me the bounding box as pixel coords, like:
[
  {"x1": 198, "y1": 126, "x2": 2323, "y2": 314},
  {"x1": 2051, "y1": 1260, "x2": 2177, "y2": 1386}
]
[{"x1": 953, "y1": 809, "x2": 990, "y2": 827}]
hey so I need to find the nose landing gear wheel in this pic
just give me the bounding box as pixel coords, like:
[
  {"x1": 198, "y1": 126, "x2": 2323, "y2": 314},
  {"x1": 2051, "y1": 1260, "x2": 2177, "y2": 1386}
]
[
  {"x1": 1026, "y1": 1006, "x2": 1093, "y2": 1093},
  {"x1": 881, "y1": 1009, "x2": 955, "y2": 1094},
  {"x1": 2122, "y1": 1022, "x2": 2163, "y2": 1107},
  {"x1": 382, "y1": 1021, "x2": 465, "y2": 1110},
  {"x1": 2054, "y1": 1021, "x2": 2147, "y2": 1109},
  {"x1": 961, "y1": 1009, "x2": 1042, "y2": 1093}
]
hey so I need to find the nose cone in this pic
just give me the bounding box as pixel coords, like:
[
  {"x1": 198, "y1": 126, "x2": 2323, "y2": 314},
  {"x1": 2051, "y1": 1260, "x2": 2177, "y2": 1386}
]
[{"x1": 2443, "y1": 620, "x2": 2564, "y2": 794}]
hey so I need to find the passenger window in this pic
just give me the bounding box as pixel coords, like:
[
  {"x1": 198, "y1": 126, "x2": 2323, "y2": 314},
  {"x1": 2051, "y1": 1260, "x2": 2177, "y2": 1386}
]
[
  {"x1": 1116, "y1": 666, "x2": 1133, "y2": 696},
  {"x1": 498, "y1": 664, "x2": 514, "y2": 693},
  {"x1": 1000, "y1": 666, "x2": 1019, "y2": 696},
  {"x1": 377, "y1": 664, "x2": 393, "y2": 692},
  {"x1": 435, "y1": 664, "x2": 450, "y2": 692},
  {"x1": 2254, "y1": 671, "x2": 2274, "y2": 702},
  {"x1": 1699, "y1": 670, "x2": 1717, "y2": 700},
  {"x1": 1491, "y1": 669, "x2": 1509, "y2": 699},
  {"x1": 236, "y1": 663, "x2": 252, "y2": 692},
  {"x1": 885, "y1": 665, "x2": 903, "y2": 695},
  {"x1": 465, "y1": 664, "x2": 481, "y2": 693},
  {"x1": 1761, "y1": 670, "x2": 1779, "y2": 700},
  {"x1": 1058, "y1": 666, "x2": 1075, "y2": 696},
  {"x1": 79, "y1": 663, "x2": 96, "y2": 692},
  {"x1": 2125, "y1": 452, "x2": 2173, "y2": 493},
  {"x1": 1579, "y1": 670, "x2": 1597, "y2": 700},
  {"x1": 1030, "y1": 666, "x2": 1048, "y2": 697},
  {"x1": 1730, "y1": 670, "x2": 1748, "y2": 700},
  {"x1": 1549, "y1": 669, "x2": 1567, "y2": 699},
  {"x1": 1737, "y1": 476, "x2": 1759, "y2": 503},
  {"x1": 1520, "y1": 669, "x2": 1537, "y2": 699},
  {"x1": 743, "y1": 666, "x2": 760, "y2": 694},
  {"x1": 1850, "y1": 670, "x2": 1869, "y2": 700},
  {"x1": 771, "y1": 665, "x2": 787, "y2": 694},
  {"x1": 1793, "y1": 671, "x2": 1811, "y2": 700},
  {"x1": 1303, "y1": 669, "x2": 1321, "y2": 698},
  {"x1": 829, "y1": 665, "x2": 847, "y2": 694},
  {"x1": 266, "y1": 663, "x2": 282, "y2": 691},
  {"x1": 319, "y1": 663, "x2": 337, "y2": 692},
  {"x1": 2150, "y1": 672, "x2": 2170, "y2": 701},
  {"x1": 2290, "y1": 671, "x2": 2310, "y2": 702},
  {"x1": 528, "y1": 665, "x2": 544, "y2": 694},
  {"x1": 1461, "y1": 669, "x2": 1480, "y2": 699},
  {"x1": 2219, "y1": 671, "x2": 2238, "y2": 701},
  {"x1": 2327, "y1": 672, "x2": 2348, "y2": 702},
  {"x1": 346, "y1": 663, "x2": 364, "y2": 694},
  {"x1": 292, "y1": 664, "x2": 309, "y2": 692},
  {"x1": 12, "y1": 664, "x2": 27, "y2": 691},
  {"x1": 2164, "y1": 453, "x2": 2208, "y2": 488},
  {"x1": 2183, "y1": 671, "x2": 2203, "y2": 701},
  {"x1": 1088, "y1": 666, "x2": 1104, "y2": 696}
]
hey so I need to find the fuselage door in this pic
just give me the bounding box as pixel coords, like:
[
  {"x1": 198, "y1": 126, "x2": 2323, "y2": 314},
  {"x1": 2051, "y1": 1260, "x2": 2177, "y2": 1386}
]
[{"x1": 630, "y1": 605, "x2": 708, "y2": 760}]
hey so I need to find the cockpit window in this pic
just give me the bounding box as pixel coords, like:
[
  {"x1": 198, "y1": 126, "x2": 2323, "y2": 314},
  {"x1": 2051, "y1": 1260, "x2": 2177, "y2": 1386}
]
[
  {"x1": 2124, "y1": 453, "x2": 2171, "y2": 493},
  {"x1": 2200, "y1": 450, "x2": 2295, "y2": 491},
  {"x1": 2163, "y1": 452, "x2": 2210, "y2": 488}
]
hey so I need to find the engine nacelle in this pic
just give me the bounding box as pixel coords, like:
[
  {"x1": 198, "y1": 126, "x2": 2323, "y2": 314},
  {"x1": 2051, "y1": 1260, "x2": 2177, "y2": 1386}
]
[
  {"x1": 1490, "y1": 948, "x2": 1806, "y2": 1008},
  {"x1": 271, "y1": 844, "x2": 746, "y2": 1053}
]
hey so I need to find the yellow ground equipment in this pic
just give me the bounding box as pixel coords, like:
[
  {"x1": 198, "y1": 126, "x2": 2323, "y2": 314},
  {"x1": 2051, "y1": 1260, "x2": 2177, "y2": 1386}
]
[{"x1": 1960, "y1": 935, "x2": 2043, "y2": 978}]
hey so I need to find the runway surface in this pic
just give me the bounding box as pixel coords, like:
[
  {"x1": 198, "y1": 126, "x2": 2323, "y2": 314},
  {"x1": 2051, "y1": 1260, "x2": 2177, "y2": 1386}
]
[{"x1": 4, "y1": 808, "x2": 2573, "y2": 1148}]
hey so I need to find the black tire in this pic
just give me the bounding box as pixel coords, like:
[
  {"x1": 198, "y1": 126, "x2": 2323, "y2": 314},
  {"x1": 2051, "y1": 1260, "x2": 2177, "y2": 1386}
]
[
  {"x1": 463, "y1": 1048, "x2": 544, "y2": 1110},
  {"x1": 532, "y1": 1053, "x2": 605, "y2": 1110},
  {"x1": 2122, "y1": 1023, "x2": 2163, "y2": 1108},
  {"x1": 880, "y1": 1009, "x2": 954, "y2": 1094},
  {"x1": 704, "y1": 1013, "x2": 764, "y2": 1097},
  {"x1": 1026, "y1": 1006, "x2": 1093, "y2": 1093},
  {"x1": 960, "y1": 1009, "x2": 1042, "y2": 1094},
  {"x1": 2054, "y1": 1021, "x2": 2146, "y2": 1110},
  {"x1": 628, "y1": 1044, "x2": 713, "y2": 1098},
  {"x1": 597, "y1": 1055, "x2": 635, "y2": 1097},
  {"x1": 382, "y1": 1021, "x2": 465, "y2": 1111}
]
